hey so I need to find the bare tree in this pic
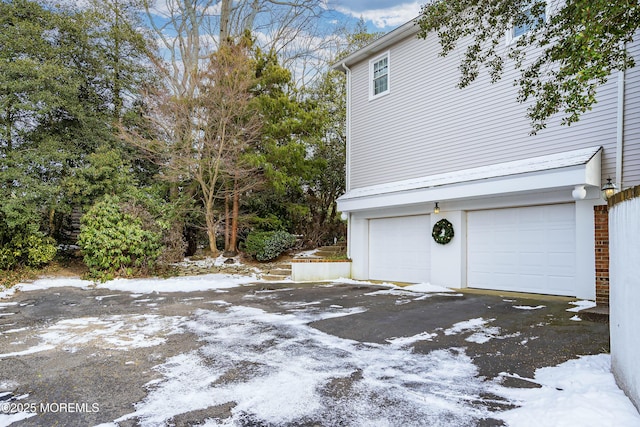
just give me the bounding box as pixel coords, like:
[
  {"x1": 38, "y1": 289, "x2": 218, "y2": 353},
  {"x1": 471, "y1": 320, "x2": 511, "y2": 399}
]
[
  {"x1": 195, "y1": 40, "x2": 262, "y2": 255},
  {"x1": 132, "y1": 0, "x2": 338, "y2": 253}
]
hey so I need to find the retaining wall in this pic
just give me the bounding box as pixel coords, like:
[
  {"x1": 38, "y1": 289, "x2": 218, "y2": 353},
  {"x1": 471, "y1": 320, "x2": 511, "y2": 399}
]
[
  {"x1": 609, "y1": 185, "x2": 640, "y2": 411},
  {"x1": 291, "y1": 259, "x2": 352, "y2": 282}
]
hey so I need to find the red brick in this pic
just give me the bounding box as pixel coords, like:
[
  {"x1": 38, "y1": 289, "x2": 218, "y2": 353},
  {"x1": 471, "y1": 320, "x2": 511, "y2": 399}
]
[{"x1": 593, "y1": 206, "x2": 609, "y2": 306}]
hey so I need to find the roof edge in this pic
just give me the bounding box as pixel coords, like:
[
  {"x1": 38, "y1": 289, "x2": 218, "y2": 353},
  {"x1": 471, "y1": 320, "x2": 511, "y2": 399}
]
[
  {"x1": 332, "y1": 17, "x2": 421, "y2": 71},
  {"x1": 339, "y1": 146, "x2": 603, "y2": 202}
]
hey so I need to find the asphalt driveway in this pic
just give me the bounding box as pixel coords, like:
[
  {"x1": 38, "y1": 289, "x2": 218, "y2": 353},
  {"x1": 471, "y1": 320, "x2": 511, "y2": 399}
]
[{"x1": 0, "y1": 279, "x2": 610, "y2": 426}]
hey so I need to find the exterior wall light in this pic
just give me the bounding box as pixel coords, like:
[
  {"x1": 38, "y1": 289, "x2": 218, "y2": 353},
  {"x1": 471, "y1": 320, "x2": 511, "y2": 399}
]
[
  {"x1": 434, "y1": 202, "x2": 440, "y2": 214},
  {"x1": 601, "y1": 177, "x2": 617, "y2": 200}
]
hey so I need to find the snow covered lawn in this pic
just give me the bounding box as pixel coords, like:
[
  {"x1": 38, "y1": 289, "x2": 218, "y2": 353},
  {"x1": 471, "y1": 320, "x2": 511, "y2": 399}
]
[{"x1": 0, "y1": 275, "x2": 638, "y2": 426}]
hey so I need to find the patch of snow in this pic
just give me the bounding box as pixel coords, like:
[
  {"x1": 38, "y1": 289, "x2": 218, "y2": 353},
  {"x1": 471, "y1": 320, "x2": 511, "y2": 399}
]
[
  {"x1": 0, "y1": 411, "x2": 37, "y2": 425},
  {"x1": 38, "y1": 315, "x2": 186, "y2": 351},
  {"x1": 365, "y1": 283, "x2": 455, "y2": 300},
  {"x1": 2, "y1": 274, "x2": 257, "y2": 300},
  {"x1": 444, "y1": 318, "x2": 503, "y2": 344},
  {"x1": 364, "y1": 288, "x2": 415, "y2": 297},
  {"x1": 0, "y1": 344, "x2": 56, "y2": 359},
  {"x1": 570, "y1": 315, "x2": 582, "y2": 322},
  {"x1": 99, "y1": 274, "x2": 257, "y2": 294},
  {"x1": 386, "y1": 331, "x2": 438, "y2": 347},
  {"x1": 0, "y1": 302, "x2": 18, "y2": 308},
  {"x1": 403, "y1": 282, "x2": 454, "y2": 293},
  {"x1": 173, "y1": 255, "x2": 244, "y2": 269},
  {"x1": 567, "y1": 300, "x2": 597, "y2": 312},
  {"x1": 445, "y1": 318, "x2": 493, "y2": 335},
  {"x1": 513, "y1": 305, "x2": 546, "y2": 310},
  {"x1": 330, "y1": 277, "x2": 373, "y2": 285},
  {"x1": 95, "y1": 294, "x2": 120, "y2": 301},
  {"x1": 205, "y1": 300, "x2": 232, "y2": 306},
  {"x1": 116, "y1": 305, "x2": 490, "y2": 426},
  {"x1": 2, "y1": 327, "x2": 28, "y2": 334},
  {"x1": 1, "y1": 278, "x2": 94, "y2": 299},
  {"x1": 294, "y1": 248, "x2": 320, "y2": 258},
  {"x1": 494, "y1": 354, "x2": 640, "y2": 426},
  {"x1": 0, "y1": 315, "x2": 186, "y2": 357}
]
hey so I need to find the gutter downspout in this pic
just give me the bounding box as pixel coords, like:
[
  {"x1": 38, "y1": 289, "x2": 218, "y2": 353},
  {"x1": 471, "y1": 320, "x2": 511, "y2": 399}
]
[
  {"x1": 616, "y1": 67, "x2": 625, "y2": 190},
  {"x1": 342, "y1": 62, "x2": 352, "y2": 261}
]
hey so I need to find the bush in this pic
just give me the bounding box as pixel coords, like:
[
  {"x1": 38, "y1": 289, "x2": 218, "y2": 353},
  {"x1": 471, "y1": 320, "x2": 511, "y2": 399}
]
[
  {"x1": 0, "y1": 211, "x2": 57, "y2": 270},
  {"x1": 0, "y1": 232, "x2": 57, "y2": 270},
  {"x1": 78, "y1": 195, "x2": 162, "y2": 280},
  {"x1": 243, "y1": 230, "x2": 297, "y2": 261}
]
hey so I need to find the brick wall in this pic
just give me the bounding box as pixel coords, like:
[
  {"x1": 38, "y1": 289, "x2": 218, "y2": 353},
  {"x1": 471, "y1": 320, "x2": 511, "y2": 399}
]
[{"x1": 594, "y1": 205, "x2": 609, "y2": 306}]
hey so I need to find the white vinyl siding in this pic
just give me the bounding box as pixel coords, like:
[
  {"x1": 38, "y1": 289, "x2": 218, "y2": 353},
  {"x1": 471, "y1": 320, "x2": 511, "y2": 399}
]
[
  {"x1": 347, "y1": 31, "x2": 632, "y2": 191},
  {"x1": 370, "y1": 52, "x2": 390, "y2": 99},
  {"x1": 623, "y1": 39, "x2": 640, "y2": 188},
  {"x1": 369, "y1": 215, "x2": 430, "y2": 283},
  {"x1": 467, "y1": 204, "x2": 576, "y2": 296}
]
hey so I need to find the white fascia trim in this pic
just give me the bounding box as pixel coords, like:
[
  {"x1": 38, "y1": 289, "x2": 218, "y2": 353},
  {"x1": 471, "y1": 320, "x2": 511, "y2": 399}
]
[{"x1": 338, "y1": 147, "x2": 602, "y2": 213}]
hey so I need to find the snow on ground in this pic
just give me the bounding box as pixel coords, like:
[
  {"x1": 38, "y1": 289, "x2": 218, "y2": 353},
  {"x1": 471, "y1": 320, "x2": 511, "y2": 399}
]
[
  {"x1": 513, "y1": 305, "x2": 546, "y2": 310},
  {"x1": 115, "y1": 305, "x2": 490, "y2": 426},
  {"x1": 494, "y1": 354, "x2": 640, "y2": 426},
  {"x1": 98, "y1": 274, "x2": 257, "y2": 294},
  {"x1": 0, "y1": 278, "x2": 94, "y2": 299},
  {"x1": 0, "y1": 273, "x2": 257, "y2": 300},
  {"x1": 1, "y1": 275, "x2": 639, "y2": 426},
  {"x1": 363, "y1": 282, "x2": 459, "y2": 300},
  {"x1": 567, "y1": 300, "x2": 597, "y2": 312},
  {"x1": 444, "y1": 318, "x2": 501, "y2": 344},
  {"x1": 172, "y1": 255, "x2": 250, "y2": 269},
  {"x1": 386, "y1": 331, "x2": 438, "y2": 347},
  {"x1": 0, "y1": 314, "x2": 186, "y2": 359}
]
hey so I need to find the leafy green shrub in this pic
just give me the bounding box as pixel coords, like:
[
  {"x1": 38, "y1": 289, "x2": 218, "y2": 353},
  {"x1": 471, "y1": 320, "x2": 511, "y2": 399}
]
[
  {"x1": 78, "y1": 195, "x2": 162, "y2": 280},
  {"x1": 0, "y1": 219, "x2": 57, "y2": 270},
  {"x1": 243, "y1": 230, "x2": 297, "y2": 261}
]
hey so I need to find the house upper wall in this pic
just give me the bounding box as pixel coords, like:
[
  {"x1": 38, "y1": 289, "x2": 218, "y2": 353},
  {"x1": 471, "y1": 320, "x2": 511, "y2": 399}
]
[
  {"x1": 623, "y1": 40, "x2": 640, "y2": 189},
  {"x1": 345, "y1": 24, "x2": 639, "y2": 191}
]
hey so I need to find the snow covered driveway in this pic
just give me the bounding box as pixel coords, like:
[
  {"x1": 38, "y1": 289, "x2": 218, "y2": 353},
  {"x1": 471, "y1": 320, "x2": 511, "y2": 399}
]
[{"x1": 0, "y1": 276, "x2": 638, "y2": 426}]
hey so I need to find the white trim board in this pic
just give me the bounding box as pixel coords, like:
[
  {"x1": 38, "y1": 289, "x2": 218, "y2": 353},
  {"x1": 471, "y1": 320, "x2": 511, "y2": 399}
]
[{"x1": 338, "y1": 147, "x2": 602, "y2": 212}]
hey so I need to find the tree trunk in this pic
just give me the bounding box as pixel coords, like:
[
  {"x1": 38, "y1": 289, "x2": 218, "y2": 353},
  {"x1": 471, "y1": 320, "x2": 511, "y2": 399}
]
[
  {"x1": 224, "y1": 193, "x2": 230, "y2": 251},
  {"x1": 220, "y1": 0, "x2": 231, "y2": 43},
  {"x1": 204, "y1": 200, "x2": 219, "y2": 257},
  {"x1": 230, "y1": 177, "x2": 239, "y2": 254}
]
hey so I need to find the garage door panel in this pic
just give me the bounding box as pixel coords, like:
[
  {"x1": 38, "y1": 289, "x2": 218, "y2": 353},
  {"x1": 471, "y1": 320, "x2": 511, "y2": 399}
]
[
  {"x1": 369, "y1": 215, "x2": 430, "y2": 283},
  {"x1": 468, "y1": 204, "x2": 576, "y2": 296}
]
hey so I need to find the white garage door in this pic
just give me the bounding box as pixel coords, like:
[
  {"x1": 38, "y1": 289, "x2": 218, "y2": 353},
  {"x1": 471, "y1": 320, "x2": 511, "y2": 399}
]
[
  {"x1": 467, "y1": 204, "x2": 576, "y2": 296},
  {"x1": 369, "y1": 215, "x2": 430, "y2": 283}
]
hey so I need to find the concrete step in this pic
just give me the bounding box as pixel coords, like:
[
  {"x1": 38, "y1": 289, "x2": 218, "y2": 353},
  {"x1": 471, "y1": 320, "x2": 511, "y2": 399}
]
[
  {"x1": 268, "y1": 268, "x2": 292, "y2": 275},
  {"x1": 312, "y1": 245, "x2": 347, "y2": 259},
  {"x1": 261, "y1": 262, "x2": 292, "y2": 281},
  {"x1": 580, "y1": 306, "x2": 609, "y2": 323},
  {"x1": 261, "y1": 274, "x2": 290, "y2": 281},
  {"x1": 317, "y1": 245, "x2": 346, "y2": 253}
]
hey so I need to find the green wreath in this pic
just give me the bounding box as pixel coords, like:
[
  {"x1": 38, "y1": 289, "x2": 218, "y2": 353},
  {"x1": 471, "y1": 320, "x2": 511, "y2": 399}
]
[{"x1": 432, "y1": 219, "x2": 454, "y2": 245}]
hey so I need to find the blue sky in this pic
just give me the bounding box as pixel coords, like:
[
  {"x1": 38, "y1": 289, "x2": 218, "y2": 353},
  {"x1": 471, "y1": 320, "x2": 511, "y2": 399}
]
[{"x1": 328, "y1": 1, "x2": 423, "y2": 31}]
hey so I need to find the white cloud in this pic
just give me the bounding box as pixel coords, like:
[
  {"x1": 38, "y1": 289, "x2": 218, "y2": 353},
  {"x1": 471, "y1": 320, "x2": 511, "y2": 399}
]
[{"x1": 334, "y1": 2, "x2": 422, "y2": 29}]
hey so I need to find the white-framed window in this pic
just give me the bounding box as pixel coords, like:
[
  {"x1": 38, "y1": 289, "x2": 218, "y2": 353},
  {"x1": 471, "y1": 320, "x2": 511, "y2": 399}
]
[
  {"x1": 506, "y1": 2, "x2": 548, "y2": 45},
  {"x1": 369, "y1": 52, "x2": 390, "y2": 100}
]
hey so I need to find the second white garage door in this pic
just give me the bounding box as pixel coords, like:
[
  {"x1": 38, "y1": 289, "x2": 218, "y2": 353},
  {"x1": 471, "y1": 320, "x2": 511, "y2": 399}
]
[
  {"x1": 369, "y1": 215, "x2": 431, "y2": 283},
  {"x1": 467, "y1": 204, "x2": 576, "y2": 296}
]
